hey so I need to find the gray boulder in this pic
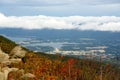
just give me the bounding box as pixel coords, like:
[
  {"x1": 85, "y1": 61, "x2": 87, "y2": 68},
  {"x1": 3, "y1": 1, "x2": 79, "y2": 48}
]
[
  {"x1": 10, "y1": 46, "x2": 27, "y2": 58},
  {"x1": 0, "y1": 47, "x2": 9, "y2": 62}
]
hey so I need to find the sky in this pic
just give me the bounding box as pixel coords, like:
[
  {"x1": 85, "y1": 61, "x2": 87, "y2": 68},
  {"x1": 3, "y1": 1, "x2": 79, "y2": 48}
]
[
  {"x1": 0, "y1": 0, "x2": 120, "y2": 32},
  {"x1": 0, "y1": 0, "x2": 120, "y2": 16}
]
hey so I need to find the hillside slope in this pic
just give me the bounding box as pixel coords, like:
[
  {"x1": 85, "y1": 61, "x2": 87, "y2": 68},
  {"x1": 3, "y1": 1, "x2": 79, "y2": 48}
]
[
  {"x1": 0, "y1": 35, "x2": 17, "y2": 53},
  {"x1": 0, "y1": 35, "x2": 120, "y2": 80}
]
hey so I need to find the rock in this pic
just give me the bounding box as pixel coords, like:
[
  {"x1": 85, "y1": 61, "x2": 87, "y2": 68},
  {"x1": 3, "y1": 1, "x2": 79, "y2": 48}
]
[
  {"x1": 0, "y1": 67, "x2": 18, "y2": 80},
  {"x1": 9, "y1": 58, "x2": 22, "y2": 63},
  {"x1": 0, "y1": 47, "x2": 22, "y2": 66},
  {"x1": 1, "y1": 61, "x2": 11, "y2": 66},
  {"x1": 0, "y1": 47, "x2": 9, "y2": 62},
  {"x1": 21, "y1": 73, "x2": 35, "y2": 79},
  {"x1": 0, "y1": 72, "x2": 5, "y2": 80},
  {"x1": 10, "y1": 46, "x2": 27, "y2": 58}
]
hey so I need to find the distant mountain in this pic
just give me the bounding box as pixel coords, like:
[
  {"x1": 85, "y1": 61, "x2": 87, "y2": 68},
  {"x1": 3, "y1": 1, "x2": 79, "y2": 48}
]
[{"x1": 0, "y1": 28, "x2": 120, "y2": 40}]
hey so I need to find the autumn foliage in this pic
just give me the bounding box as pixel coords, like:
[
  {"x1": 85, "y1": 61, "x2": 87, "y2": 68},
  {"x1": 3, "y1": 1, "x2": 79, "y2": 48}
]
[{"x1": 7, "y1": 52, "x2": 120, "y2": 80}]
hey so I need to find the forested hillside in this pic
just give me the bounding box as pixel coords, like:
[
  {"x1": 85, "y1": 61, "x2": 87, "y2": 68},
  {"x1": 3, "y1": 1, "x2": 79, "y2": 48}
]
[
  {"x1": 0, "y1": 35, "x2": 120, "y2": 80},
  {"x1": 0, "y1": 35, "x2": 17, "y2": 53}
]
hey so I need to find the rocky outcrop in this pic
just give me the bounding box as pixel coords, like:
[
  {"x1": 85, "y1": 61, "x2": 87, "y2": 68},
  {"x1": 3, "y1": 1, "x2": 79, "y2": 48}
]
[
  {"x1": 0, "y1": 46, "x2": 24, "y2": 66},
  {"x1": 10, "y1": 46, "x2": 27, "y2": 58},
  {"x1": 0, "y1": 47, "x2": 9, "y2": 62},
  {"x1": 0, "y1": 67, "x2": 18, "y2": 80},
  {"x1": 0, "y1": 47, "x2": 10, "y2": 66},
  {"x1": 0, "y1": 47, "x2": 19, "y2": 80},
  {"x1": 0, "y1": 46, "x2": 35, "y2": 80}
]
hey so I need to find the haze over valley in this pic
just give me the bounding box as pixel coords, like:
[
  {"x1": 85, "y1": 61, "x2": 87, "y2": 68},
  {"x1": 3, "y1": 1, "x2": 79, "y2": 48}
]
[{"x1": 0, "y1": 28, "x2": 120, "y2": 63}]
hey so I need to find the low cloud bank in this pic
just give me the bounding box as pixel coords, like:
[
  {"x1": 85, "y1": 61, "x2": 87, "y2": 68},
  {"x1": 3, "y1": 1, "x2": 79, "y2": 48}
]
[{"x1": 0, "y1": 13, "x2": 120, "y2": 32}]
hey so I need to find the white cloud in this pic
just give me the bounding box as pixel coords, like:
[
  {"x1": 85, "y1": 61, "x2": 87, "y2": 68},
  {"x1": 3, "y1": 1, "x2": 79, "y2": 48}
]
[{"x1": 0, "y1": 13, "x2": 120, "y2": 32}]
